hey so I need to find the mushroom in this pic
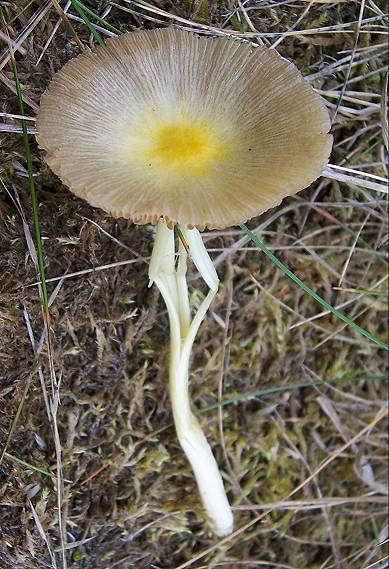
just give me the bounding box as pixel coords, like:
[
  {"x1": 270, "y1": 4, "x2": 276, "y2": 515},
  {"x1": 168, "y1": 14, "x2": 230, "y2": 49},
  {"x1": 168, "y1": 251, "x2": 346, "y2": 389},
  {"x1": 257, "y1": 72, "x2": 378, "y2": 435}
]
[{"x1": 36, "y1": 28, "x2": 332, "y2": 537}]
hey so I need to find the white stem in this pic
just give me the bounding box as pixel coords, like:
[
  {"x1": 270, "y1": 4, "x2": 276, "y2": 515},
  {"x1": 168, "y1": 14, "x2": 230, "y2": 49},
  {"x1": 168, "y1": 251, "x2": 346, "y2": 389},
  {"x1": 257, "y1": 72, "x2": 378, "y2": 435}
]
[
  {"x1": 176, "y1": 239, "x2": 191, "y2": 336},
  {"x1": 180, "y1": 226, "x2": 219, "y2": 291},
  {"x1": 149, "y1": 219, "x2": 175, "y2": 285},
  {"x1": 149, "y1": 220, "x2": 233, "y2": 537}
]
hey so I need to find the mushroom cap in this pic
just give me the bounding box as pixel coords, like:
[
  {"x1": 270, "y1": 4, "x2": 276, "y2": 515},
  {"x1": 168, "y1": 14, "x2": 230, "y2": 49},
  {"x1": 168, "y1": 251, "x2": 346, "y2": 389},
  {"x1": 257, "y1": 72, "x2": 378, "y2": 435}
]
[{"x1": 36, "y1": 28, "x2": 332, "y2": 229}]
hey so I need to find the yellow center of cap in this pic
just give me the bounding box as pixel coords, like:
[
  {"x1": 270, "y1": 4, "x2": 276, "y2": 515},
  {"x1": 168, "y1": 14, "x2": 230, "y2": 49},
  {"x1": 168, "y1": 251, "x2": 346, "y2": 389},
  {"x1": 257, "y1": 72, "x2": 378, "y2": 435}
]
[
  {"x1": 150, "y1": 121, "x2": 228, "y2": 174},
  {"x1": 116, "y1": 110, "x2": 235, "y2": 182}
]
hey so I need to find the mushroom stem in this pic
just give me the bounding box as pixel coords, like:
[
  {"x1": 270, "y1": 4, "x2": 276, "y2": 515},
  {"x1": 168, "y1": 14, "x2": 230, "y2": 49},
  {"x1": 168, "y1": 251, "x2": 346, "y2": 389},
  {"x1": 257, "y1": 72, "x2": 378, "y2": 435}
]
[{"x1": 149, "y1": 219, "x2": 233, "y2": 537}]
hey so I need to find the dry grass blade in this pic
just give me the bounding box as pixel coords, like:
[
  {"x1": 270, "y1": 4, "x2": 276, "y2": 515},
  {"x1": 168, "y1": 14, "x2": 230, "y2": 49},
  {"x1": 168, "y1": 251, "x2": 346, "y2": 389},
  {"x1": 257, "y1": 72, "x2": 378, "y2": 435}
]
[
  {"x1": 50, "y1": 0, "x2": 84, "y2": 53},
  {"x1": 289, "y1": 274, "x2": 387, "y2": 330},
  {"x1": 331, "y1": 0, "x2": 366, "y2": 123},
  {"x1": 29, "y1": 500, "x2": 58, "y2": 569},
  {"x1": 233, "y1": 495, "x2": 388, "y2": 511},
  {"x1": 0, "y1": 0, "x2": 52, "y2": 74},
  {"x1": 323, "y1": 166, "x2": 388, "y2": 193},
  {"x1": 0, "y1": 29, "x2": 26, "y2": 54},
  {"x1": 26, "y1": 257, "x2": 144, "y2": 287},
  {"x1": 271, "y1": 1, "x2": 314, "y2": 49},
  {"x1": 37, "y1": 0, "x2": 72, "y2": 65},
  {"x1": 381, "y1": 73, "x2": 388, "y2": 152},
  {"x1": 0, "y1": 69, "x2": 39, "y2": 112},
  {"x1": 0, "y1": 111, "x2": 35, "y2": 120},
  {"x1": 0, "y1": 123, "x2": 37, "y2": 133}
]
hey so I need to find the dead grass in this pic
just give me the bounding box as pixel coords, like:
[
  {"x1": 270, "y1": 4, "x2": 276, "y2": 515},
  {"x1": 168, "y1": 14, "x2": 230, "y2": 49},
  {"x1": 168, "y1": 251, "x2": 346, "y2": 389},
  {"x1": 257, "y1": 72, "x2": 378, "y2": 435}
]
[{"x1": 0, "y1": 1, "x2": 388, "y2": 568}]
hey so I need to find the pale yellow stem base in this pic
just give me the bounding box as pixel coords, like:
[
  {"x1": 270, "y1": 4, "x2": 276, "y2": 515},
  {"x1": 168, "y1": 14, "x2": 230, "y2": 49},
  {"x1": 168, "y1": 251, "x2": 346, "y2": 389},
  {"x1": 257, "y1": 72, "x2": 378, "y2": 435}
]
[{"x1": 149, "y1": 219, "x2": 233, "y2": 537}]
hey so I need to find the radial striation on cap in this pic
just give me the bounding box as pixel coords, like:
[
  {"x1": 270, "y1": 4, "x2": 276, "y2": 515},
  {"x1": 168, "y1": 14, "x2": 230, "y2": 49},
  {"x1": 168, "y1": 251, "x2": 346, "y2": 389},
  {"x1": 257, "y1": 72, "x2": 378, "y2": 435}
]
[{"x1": 36, "y1": 28, "x2": 332, "y2": 229}]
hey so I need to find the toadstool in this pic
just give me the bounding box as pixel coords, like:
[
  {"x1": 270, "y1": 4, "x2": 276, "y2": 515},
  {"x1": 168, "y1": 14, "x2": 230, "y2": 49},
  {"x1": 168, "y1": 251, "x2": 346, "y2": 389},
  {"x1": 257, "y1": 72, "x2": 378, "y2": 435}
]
[{"x1": 36, "y1": 27, "x2": 332, "y2": 537}]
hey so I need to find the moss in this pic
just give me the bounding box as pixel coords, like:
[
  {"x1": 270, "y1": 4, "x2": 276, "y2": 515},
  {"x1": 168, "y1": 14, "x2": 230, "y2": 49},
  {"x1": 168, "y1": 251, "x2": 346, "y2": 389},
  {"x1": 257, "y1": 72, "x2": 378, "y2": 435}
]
[{"x1": 0, "y1": 1, "x2": 387, "y2": 568}]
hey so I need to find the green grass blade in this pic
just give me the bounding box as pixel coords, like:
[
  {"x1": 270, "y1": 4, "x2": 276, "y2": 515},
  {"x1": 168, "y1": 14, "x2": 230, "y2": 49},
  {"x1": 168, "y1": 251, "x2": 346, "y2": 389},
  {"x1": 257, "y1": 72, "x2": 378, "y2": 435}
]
[
  {"x1": 203, "y1": 374, "x2": 388, "y2": 411},
  {"x1": 147, "y1": 374, "x2": 387, "y2": 438},
  {"x1": 0, "y1": 375, "x2": 32, "y2": 464},
  {"x1": 239, "y1": 223, "x2": 388, "y2": 350},
  {"x1": 354, "y1": 289, "x2": 388, "y2": 296},
  {"x1": 3, "y1": 452, "x2": 53, "y2": 478},
  {"x1": 336, "y1": 288, "x2": 388, "y2": 297},
  {"x1": 76, "y1": 1, "x2": 122, "y2": 35},
  {"x1": 11, "y1": 61, "x2": 48, "y2": 309},
  {"x1": 0, "y1": 16, "x2": 51, "y2": 467},
  {"x1": 349, "y1": 136, "x2": 384, "y2": 163},
  {"x1": 70, "y1": 0, "x2": 105, "y2": 45}
]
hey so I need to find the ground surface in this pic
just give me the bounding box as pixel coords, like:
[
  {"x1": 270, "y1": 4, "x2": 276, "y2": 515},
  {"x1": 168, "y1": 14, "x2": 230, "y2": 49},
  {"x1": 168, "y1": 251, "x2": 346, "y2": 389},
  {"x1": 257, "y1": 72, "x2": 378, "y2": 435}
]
[{"x1": 0, "y1": 1, "x2": 388, "y2": 568}]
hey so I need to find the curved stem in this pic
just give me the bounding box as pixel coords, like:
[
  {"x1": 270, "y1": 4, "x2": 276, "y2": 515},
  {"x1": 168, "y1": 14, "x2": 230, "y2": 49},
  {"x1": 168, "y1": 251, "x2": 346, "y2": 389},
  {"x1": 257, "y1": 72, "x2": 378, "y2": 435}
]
[{"x1": 149, "y1": 220, "x2": 233, "y2": 536}]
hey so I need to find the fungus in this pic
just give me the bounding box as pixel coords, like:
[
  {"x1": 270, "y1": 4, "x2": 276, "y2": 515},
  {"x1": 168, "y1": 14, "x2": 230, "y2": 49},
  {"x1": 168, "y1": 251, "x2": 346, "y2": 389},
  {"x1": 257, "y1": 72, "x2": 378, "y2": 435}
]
[{"x1": 36, "y1": 28, "x2": 332, "y2": 537}]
